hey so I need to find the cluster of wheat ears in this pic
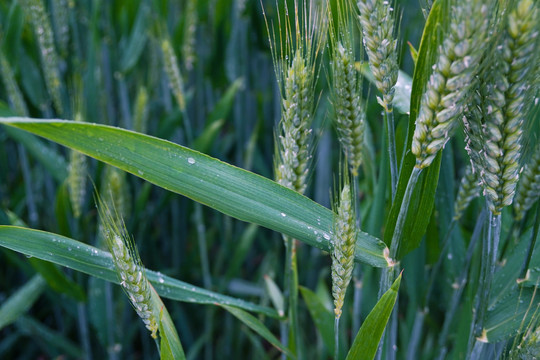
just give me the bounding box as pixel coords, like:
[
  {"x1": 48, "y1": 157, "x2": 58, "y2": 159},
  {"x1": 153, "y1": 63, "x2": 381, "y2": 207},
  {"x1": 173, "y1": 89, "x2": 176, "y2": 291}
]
[{"x1": 0, "y1": 0, "x2": 539, "y2": 359}]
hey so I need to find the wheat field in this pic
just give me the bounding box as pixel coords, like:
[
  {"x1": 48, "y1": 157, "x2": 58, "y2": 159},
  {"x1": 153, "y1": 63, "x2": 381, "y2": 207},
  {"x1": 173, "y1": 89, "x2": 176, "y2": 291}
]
[{"x1": 0, "y1": 0, "x2": 539, "y2": 359}]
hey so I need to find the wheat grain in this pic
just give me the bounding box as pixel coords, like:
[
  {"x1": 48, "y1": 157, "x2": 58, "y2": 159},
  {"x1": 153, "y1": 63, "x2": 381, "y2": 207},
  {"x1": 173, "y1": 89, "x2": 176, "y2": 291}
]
[{"x1": 411, "y1": 0, "x2": 492, "y2": 169}]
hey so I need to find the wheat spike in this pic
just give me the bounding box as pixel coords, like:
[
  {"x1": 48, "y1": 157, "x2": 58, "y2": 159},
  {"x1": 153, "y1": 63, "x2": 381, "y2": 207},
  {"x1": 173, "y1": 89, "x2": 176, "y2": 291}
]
[
  {"x1": 67, "y1": 112, "x2": 88, "y2": 219},
  {"x1": 22, "y1": 0, "x2": 64, "y2": 114},
  {"x1": 464, "y1": 0, "x2": 539, "y2": 215},
  {"x1": 357, "y1": 0, "x2": 399, "y2": 111},
  {"x1": 161, "y1": 38, "x2": 186, "y2": 111},
  {"x1": 270, "y1": 1, "x2": 325, "y2": 194},
  {"x1": 331, "y1": 172, "x2": 357, "y2": 319},
  {"x1": 97, "y1": 197, "x2": 158, "y2": 339},
  {"x1": 411, "y1": 0, "x2": 492, "y2": 169},
  {"x1": 0, "y1": 49, "x2": 29, "y2": 117},
  {"x1": 330, "y1": 1, "x2": 366, "y2": 177},
  {"x1": 182, "y1": 0, "x2": 197, "y2": 71},
  {"x1": 514, "y1": 144, "x2": 540, "y2": 221},
  {"x1": 453, "y1": 164, "x2": 481, "y2": 221},
  {"x1": 51, "y1": 0, "x2": 69, "y2": 57}
]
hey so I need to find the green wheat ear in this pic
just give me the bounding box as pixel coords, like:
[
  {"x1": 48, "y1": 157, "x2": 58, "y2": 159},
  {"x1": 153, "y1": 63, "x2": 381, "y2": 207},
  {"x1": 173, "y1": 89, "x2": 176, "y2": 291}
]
[
  {"x1": 97, "y1": 194, "x2": 158, "y2": 339},
  {"x1": 22, "y1": 0, "x2": 64, "y2": 115},
  {"x1": 67, "y1": 112, "x2": 88, "y2": 219},
  {"x1": 464, "y1": 0, "x2": 539, "y2": 215},
  {"x1": 412, "y1": 0, "x2": 493, "y2": 169},
  {"x1": 514, "y1": 143, "x2": 540, "y2": 221},
  {"x1": 329, "y1": 0, "x2": 366, "y2": 177},
  {"x1": 357, "y1": 0, "x2": 399, "y2": 112},
  {"x1": 331, "y1": 165, "x2": 357, "y2": 319},
  {"x1": 266, "y1": 0, "x2": 326, "y2": 194},
  {"x1": 161, "y1": 38, "x2": 187, "y2": 111},
  {"x1": 453, "y1": 164, "x2": 481, "y2": 221}
]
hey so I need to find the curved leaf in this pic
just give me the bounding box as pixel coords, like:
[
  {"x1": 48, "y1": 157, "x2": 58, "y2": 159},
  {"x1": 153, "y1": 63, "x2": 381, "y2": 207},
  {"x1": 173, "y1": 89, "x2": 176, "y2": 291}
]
[
  {"x1": 0, "y1": 118, "x2": 389, "y2": 267},
  {"x1": 0, "y1": 226, "x2": 279, "y2": 318},
  {"x1": 383, "y1": 0, "x2": 447, "y2": 259},
  {"x1": 346, "y1": 273, "x2": 402, "y2": 360}
]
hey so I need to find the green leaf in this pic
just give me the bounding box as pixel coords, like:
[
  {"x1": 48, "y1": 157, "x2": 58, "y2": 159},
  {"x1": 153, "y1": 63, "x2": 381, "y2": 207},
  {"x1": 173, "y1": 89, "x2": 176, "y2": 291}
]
[
  {"x1": 120, "y1": 5, "x2": 149, "y2": 73},
  {"x1": 1, "y1": 123, "x2": 67, "y2": 182},
  {"x1": 0, "y1": 275, "x2": 46, "y2": 330},
  {"x1": 264, "y1": 275, "x2": 285, "y2": 317},
  {"x1": 299, "y1": 286, "x2": 335, "y2": 355},
  {"x1": 360, "y1": 64, "x2": 412, "y2": 115},
  {"x1": 28, "y1": 258, "x2": 86, "y2": 302},
  {"x1": 221, "y1": 304, "x2": 296, "y2": 359},
  {"x1": 0, "y1": 118, "x2": 389, "y2": 268},
  {"x1": 154, "y1": 287, "x2": 186, "y2": 360},
  {"x1": 346, "y1": 273, "x2": 402, "y2": 360},
  {"x1": 483, "y1": 286, "x2": 538, "y2": 343},
  {"x1": 16, "y1": 316, "x2": 83, "y2": 358},
  {"x1": 0, "y1": 226, "x2": 279, "y2": 318},
  {"x1": 383, "y1": 0, "x2": 446, "y2": 259}
]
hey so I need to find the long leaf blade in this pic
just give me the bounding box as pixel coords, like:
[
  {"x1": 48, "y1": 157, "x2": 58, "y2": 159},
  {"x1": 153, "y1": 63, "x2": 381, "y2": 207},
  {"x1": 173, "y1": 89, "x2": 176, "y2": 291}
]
[
  {"x1": 0, "y1": 118, "x2": 389, "y2": 267},
  {"x1": 346, "y1": 273, "x2": 402, "y2": 360},
  {"x1": 221, "y1": 304, "x2": 295, "y2": 359},
  {"x1": 0, "y1": 226, "x2": 278, "y2": 317},
  {"x1": 383, "y1": 0, "x2": 446, "y2": 259}
]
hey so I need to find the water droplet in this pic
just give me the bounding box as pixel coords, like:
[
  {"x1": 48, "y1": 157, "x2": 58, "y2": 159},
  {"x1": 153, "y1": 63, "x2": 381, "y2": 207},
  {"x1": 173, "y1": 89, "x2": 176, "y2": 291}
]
[
  {"x1": 323, "y1": 233, "x2": 331, "y2": 240},
  {"x1": 137, "y1": 170, "x2": 144, "y2": 175},
  {"x1": 187, "y1": 157, "x2": 196, "y2": 165},
  {"x1": 281, "y1": 212, "x2": 286, "y2": 217}
]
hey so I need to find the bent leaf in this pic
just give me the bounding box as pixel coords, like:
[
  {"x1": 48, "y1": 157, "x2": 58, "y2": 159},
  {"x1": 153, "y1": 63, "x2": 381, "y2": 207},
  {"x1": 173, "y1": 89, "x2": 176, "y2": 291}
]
[
  {"x1": 0, "y1": 118, "x2": 389, "y2": 267},
  {"x1": 0, "y1": 226, "x2": 278, "y2": 318}
]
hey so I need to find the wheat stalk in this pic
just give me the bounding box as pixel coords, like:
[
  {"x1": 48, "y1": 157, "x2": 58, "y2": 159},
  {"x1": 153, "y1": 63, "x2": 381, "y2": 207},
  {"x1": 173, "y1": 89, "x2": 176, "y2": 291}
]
[{"x1": 412, "y1": 0, "x2": 492, "y2": 170}]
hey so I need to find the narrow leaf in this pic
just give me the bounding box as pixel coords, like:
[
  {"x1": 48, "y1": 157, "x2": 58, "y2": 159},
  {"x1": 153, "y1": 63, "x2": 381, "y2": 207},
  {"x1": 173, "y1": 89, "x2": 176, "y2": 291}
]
[
  {"x1": 0, "y1": 118, "x2": 389, "y2": 267},
  {"x1": 0, "y1": 275, "x2": 46, "y2": 330},
  {"x1": 221, "y1": 304, "x2": 296, "y2": 359},
  {"x1": 153, "y1": 286, "x2": 186, "y2": 360},
  {"x1": 0, "y1": 226, "x2": 279, "y2": 317},
  {"x1": 346, "y1": 273, "x2": 402, "y2": 360},
  {"x1": 383, "y1": 0, "x2": 446, "y2": 259},
  {"x1": 299, "y1": 286, "x2": 335, "y2": 354}
]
